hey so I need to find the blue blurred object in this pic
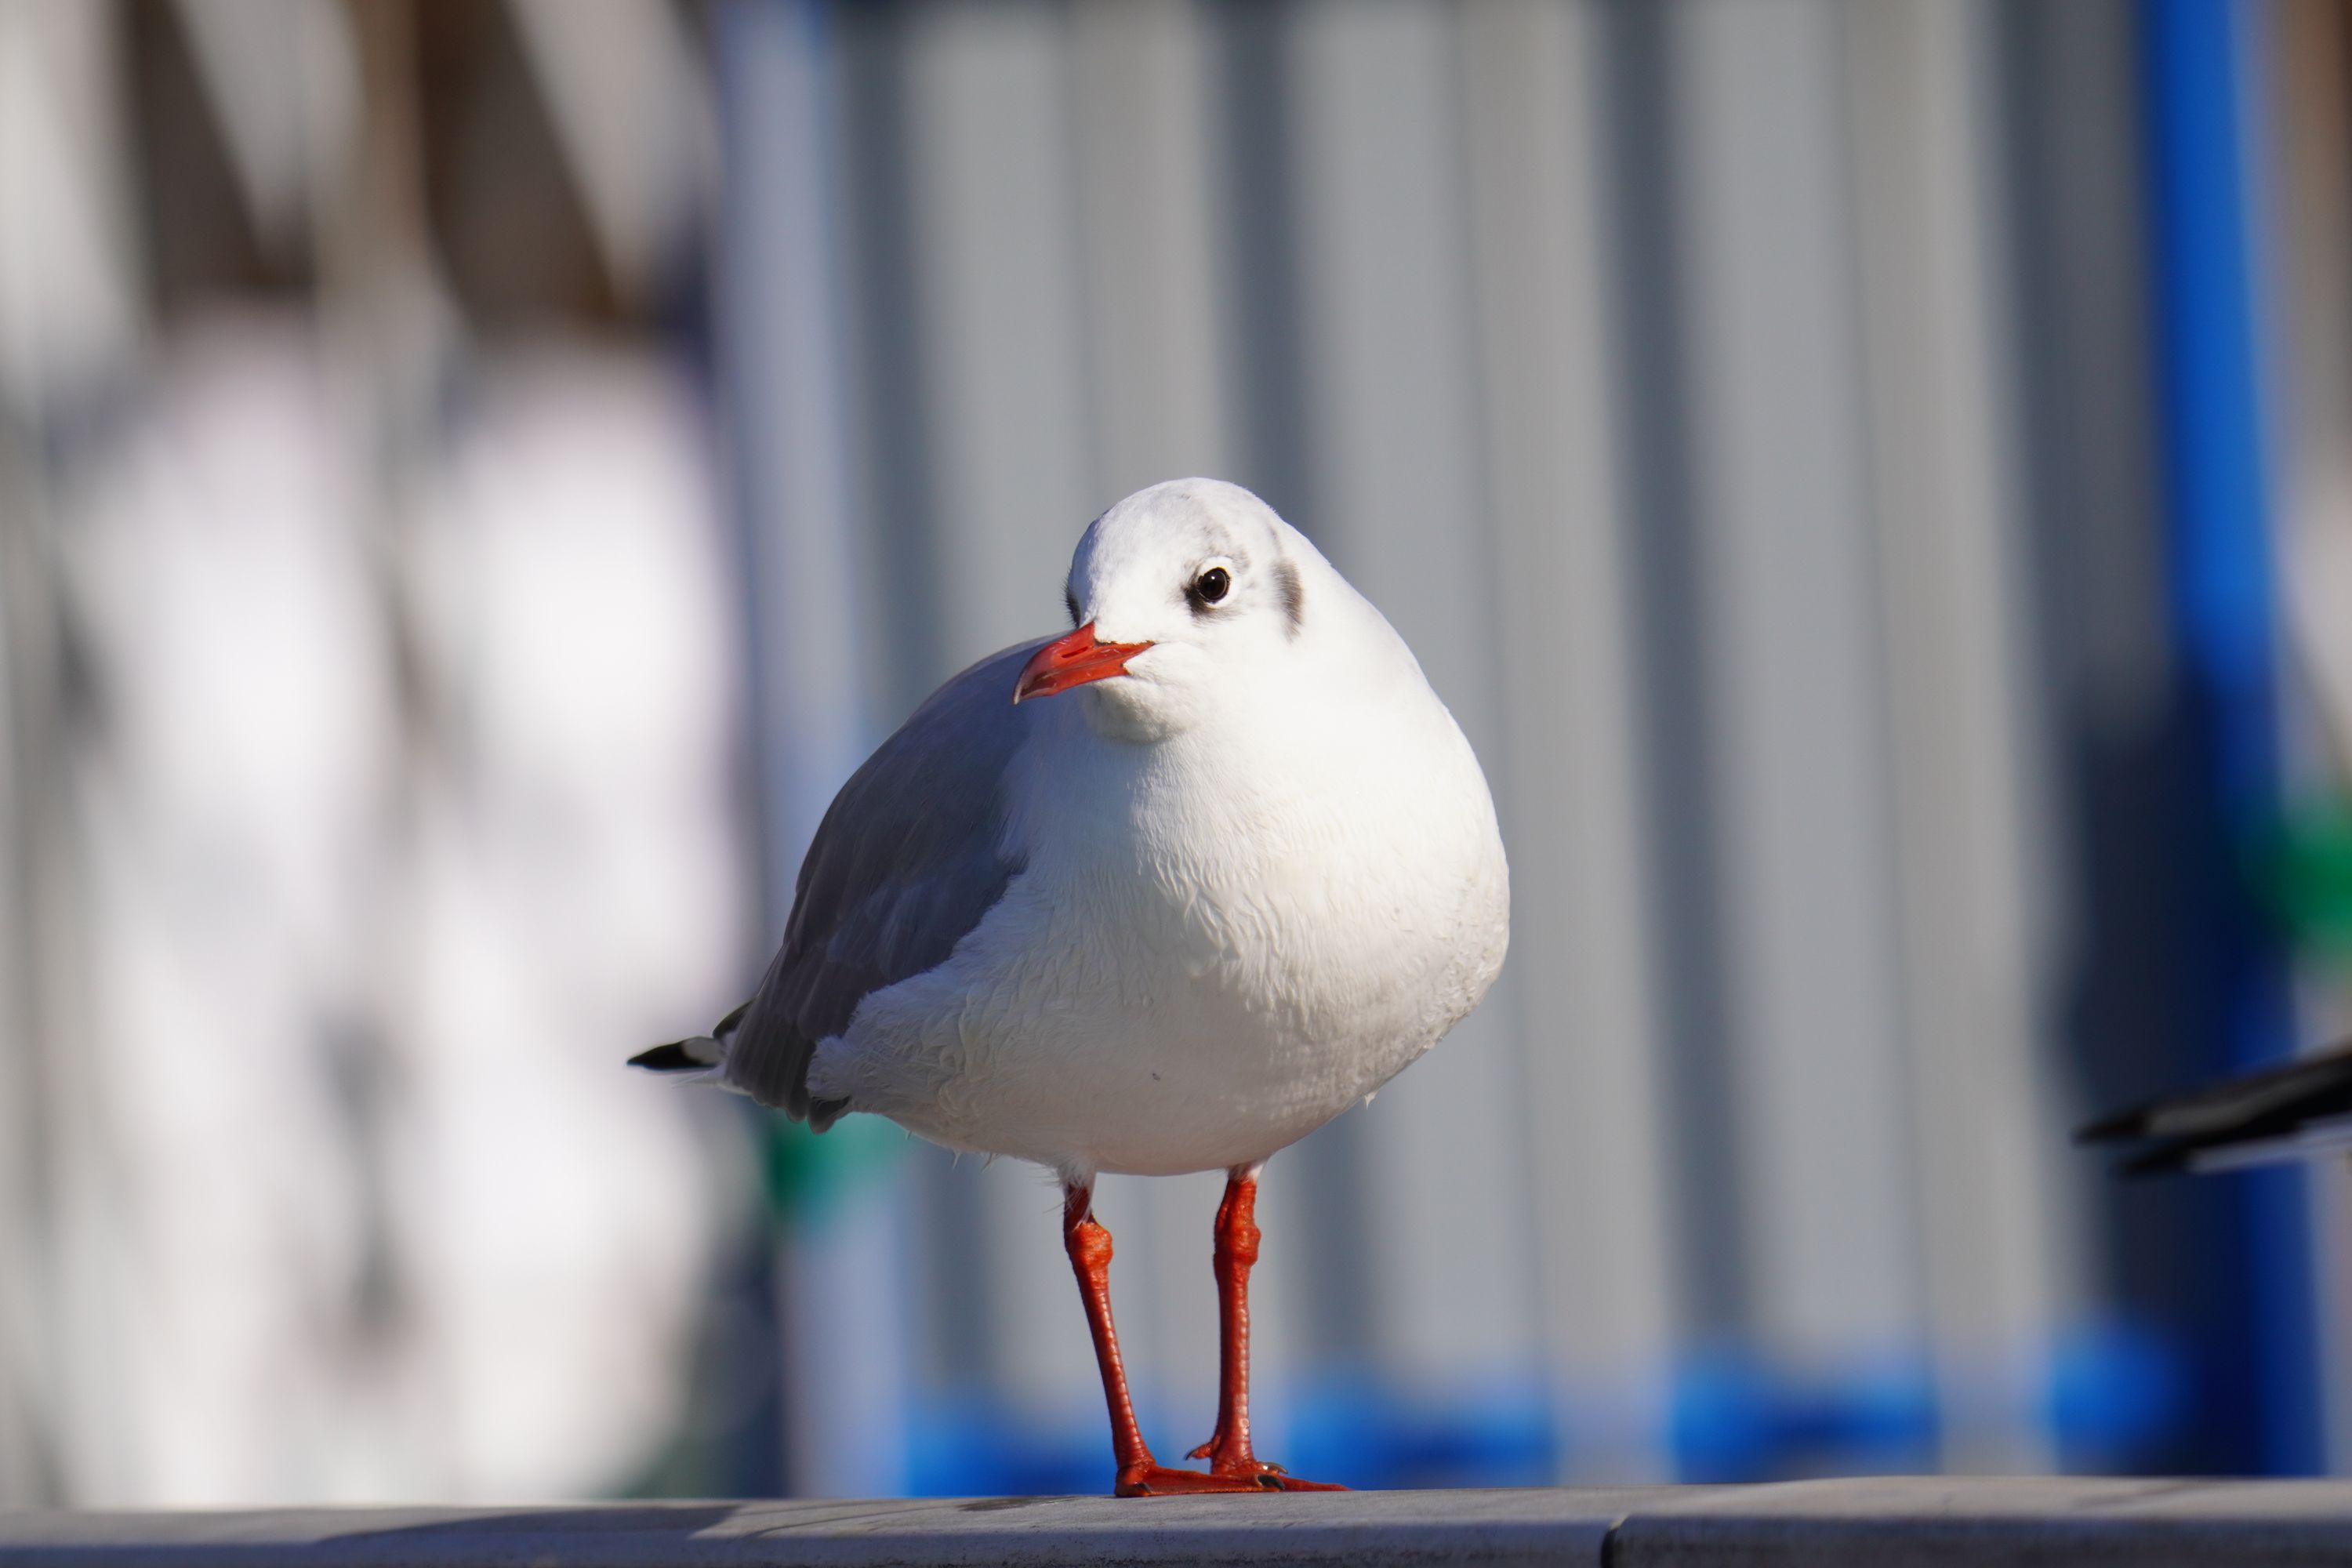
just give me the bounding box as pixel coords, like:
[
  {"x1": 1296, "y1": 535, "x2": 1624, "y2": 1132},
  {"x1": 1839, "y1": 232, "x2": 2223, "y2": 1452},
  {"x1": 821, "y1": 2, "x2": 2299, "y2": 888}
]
[
  {"x1": 1669, "y1": 1346, "x2": 1937, "y2": 1484},
  {"x1": 906, "y1": 1396, "x2": 1105, "y2": 1500},
  {"x1": 2143, "y1": 0, "x2": 2324, "y2": 1475},
  {"x1": 907, "y1": 1374, "x2": 1558, "y2": 1497},
  {"x1": 1668, "y1": 1324, "x2": 2186, "y2": 1483},
  {"x1": 902, "y1": 1329, "x2": 2188, "y2": 1495},
  {"x1": 2047, "y1": 1319, "x2": 2194, "y2": 1474},
  {"x1": 1283, "y1": 1372, "x2": 1559, "y2": 1493}
]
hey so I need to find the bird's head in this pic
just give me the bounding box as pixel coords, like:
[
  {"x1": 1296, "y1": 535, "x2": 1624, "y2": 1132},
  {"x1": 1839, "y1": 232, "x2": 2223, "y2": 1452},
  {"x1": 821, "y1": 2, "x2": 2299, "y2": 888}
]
[{"x1": 1013, "y1": 479, "x2": 1323, "y2": 742}]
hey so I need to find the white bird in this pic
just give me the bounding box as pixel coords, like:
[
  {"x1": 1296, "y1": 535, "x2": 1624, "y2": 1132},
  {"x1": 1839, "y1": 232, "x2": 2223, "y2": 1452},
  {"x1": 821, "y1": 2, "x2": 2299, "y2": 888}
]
[{"x1": 636, "y1": 478, "x2": 1510, "y2": 1495}]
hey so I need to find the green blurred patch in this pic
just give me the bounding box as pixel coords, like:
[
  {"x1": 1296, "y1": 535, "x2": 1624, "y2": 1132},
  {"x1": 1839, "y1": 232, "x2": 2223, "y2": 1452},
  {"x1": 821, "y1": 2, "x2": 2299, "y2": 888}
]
[
  {"x1": 762, "y1": 1110, "x2": 906, "y2": 1222},
  {"x1": 2259, "y1": 799, "x2": 2352, "y2": 968}
]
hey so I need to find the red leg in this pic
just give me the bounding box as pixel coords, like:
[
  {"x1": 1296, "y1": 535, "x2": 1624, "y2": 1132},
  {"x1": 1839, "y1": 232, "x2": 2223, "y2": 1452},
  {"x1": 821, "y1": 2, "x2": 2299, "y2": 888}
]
[
  {"x1": 1184, "y1": 1169, "x2": 1345, "y2": 1491},
  {"x1": 1062, "y1": 1184, "x2": 1316, "y2": 1497}
]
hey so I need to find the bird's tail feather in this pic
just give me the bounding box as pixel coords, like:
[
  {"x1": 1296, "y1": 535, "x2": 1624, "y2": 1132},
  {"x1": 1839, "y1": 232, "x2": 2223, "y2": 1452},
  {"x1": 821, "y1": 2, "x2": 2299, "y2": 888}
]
[
  {"x1": 629, "y1": 1039, "x2": 720, "y2": 1073},
  {"x1": 629, "y1": 1000, "x2": 748, "y2": 1081}
]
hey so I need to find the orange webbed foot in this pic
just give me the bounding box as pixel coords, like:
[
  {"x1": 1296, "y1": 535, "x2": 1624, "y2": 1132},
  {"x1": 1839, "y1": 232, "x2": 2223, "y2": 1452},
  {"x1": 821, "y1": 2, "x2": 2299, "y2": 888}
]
[
  {"x1": 1123, "y1": 1440, "x2": 1347, "y2": 1495},
  {"x1": 1115, "y1": 1461, "x2": 1345, "y2": 1496}
]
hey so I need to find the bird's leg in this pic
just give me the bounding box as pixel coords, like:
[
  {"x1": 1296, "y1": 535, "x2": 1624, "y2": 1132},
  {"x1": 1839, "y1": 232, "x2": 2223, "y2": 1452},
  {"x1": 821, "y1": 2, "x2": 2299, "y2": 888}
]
[
  {"x1": 1062, "y1": 1184, "x2": 1156, "y2": 1490},
  {"x1": 1062, "y1": 1183, "x2": 1310, "y2": 1497},
  {"x1": 1184, "y1": 1168, "x2": 1346, "y2": 1491},
  {"x1": 1189, "y1": 1167, "x2": 1267, "y2": 1474}
]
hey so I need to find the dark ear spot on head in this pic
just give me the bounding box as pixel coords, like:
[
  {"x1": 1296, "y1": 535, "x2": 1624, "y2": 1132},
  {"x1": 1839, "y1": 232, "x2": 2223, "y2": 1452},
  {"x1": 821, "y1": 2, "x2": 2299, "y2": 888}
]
[
  {"x1": 1274, "y1": 560, "x2": 1304, "y2": 637},
  {"x1": 1065, "y1": 585, "x2": 1081, "y2": 628}
]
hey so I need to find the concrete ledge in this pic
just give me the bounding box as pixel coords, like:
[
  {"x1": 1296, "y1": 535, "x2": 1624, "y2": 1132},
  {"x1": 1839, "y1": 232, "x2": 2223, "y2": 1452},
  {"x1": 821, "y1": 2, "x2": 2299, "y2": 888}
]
[
  {"x1": 1613, "y1": 1477, "x2": 2352, "y2": 1566},
  {"x1": 6, "y1": 1479, "x2": 2352, "y2": 1566}
]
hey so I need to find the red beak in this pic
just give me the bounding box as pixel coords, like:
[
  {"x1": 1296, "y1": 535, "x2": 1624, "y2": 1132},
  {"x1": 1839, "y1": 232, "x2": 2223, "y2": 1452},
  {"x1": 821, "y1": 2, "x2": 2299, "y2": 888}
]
[{"x1": 1012, "y1": 622, "x2": 1154, "y2": 704}]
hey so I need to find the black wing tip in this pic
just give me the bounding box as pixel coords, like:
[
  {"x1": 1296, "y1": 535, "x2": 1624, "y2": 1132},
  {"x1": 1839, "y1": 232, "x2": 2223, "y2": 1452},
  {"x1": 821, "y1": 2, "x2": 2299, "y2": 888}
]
[
  {"x1": 2079, "y1": 1102, "x2": 2245, "y2": 1176},
  {"x1": 2074, "y1": 1106, "x2": 2153, "y2": 1145},
  {"x1": 629, "y1": 1042, "x2": 705, "y2": 1073},
  {"x1": 2076, "y1": 1037, "x2": 2352, "y2": 1170}
]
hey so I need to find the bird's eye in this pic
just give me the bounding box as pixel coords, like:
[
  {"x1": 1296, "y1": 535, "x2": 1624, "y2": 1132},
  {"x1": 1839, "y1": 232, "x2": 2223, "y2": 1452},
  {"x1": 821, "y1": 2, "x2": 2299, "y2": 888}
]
[{"x1": 1192, "y1": 567, "x2": 1231, "y2": 605}]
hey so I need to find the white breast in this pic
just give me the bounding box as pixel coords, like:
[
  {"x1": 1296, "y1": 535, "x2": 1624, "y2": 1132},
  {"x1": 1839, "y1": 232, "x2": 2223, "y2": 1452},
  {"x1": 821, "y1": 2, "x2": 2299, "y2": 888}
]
[{"x1": 808, "y1": 659, "x2": 1509, "y2": 1181}]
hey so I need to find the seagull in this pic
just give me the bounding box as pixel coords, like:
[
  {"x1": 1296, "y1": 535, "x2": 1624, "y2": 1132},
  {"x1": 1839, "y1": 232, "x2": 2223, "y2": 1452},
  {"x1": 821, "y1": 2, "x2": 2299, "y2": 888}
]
[
  {"x1": 2077, "y1": 1037, "x2": 2352, "y2": 1175},
  {"x1": 634, "y1": 478, "x2": 1510, "y2": 1495}
]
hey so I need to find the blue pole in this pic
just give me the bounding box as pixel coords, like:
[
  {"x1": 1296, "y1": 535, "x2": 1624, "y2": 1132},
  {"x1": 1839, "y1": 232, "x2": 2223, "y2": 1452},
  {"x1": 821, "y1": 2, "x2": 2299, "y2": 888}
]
[{"x1": 2141, "y1": 0, "x2": 2321, "y2": 1475}]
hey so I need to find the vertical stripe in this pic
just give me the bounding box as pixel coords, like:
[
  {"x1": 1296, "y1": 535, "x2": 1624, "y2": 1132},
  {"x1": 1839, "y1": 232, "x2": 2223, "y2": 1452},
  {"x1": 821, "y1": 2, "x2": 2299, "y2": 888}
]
[
  {"x1": 717, "y1": 0, "x2": 910, "y2": 1498},
  {"x1": 1843, "y1": 0, "x2": 2074, "y2": 1472},
  {"x1": 1461, "y1": 0, "x2": 1680, "y2": 1483},
  {"x1": 1282, "y1": 0, "x2": 1541, "y2": 1388},
  {"x1": 896, "y1": 0, "x2": 1105, "y2": 1427},
  {"x1": 2143, "y1": 0, "x2": 2320, "y2": 1475},
  {"x1": 2267, "y1": 0, "x2": 2352, "y2": 1475},
  {"x1": 1671, "y1": 0, "x2": 1925, "y2": 1366}
]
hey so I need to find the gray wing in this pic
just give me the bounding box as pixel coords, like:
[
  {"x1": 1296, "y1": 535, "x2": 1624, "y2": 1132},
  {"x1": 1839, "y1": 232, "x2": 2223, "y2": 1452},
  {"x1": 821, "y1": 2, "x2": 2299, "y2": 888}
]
[{"x1": 720, "y1": 639, "x2": 1045, "y2": 1127}]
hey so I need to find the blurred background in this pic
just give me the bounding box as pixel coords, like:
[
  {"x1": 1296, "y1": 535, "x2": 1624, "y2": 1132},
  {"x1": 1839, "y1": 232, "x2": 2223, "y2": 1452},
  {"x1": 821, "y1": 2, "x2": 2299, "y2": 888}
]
[{"x1": 4, "y1": 0, "x2": 2352, "y2": 1507}]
